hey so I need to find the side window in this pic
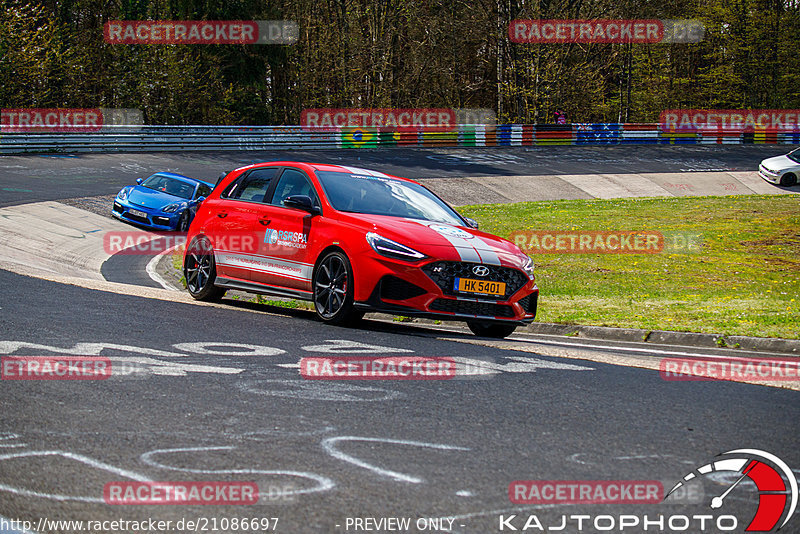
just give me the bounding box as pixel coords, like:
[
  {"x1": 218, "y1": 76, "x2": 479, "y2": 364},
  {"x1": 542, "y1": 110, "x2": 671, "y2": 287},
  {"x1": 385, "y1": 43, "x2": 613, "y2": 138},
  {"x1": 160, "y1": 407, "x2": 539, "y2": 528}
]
[
  {"x1": 269, "y1": 169, "x2": 318, "y2": 208},
  {"x1": 195, "y1": 184, "x2": 212, "y2": 199},
  {"x1": 223, "y1": 168, "x2": 279, "y2": 202}
]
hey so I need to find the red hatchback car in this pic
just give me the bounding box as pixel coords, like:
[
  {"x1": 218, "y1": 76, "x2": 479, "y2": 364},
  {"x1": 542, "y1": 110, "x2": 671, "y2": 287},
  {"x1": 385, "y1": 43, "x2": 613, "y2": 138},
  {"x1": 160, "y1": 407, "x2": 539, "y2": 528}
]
[{"x1": 183, "y1": 162, "x2": 538, "y2": 338}]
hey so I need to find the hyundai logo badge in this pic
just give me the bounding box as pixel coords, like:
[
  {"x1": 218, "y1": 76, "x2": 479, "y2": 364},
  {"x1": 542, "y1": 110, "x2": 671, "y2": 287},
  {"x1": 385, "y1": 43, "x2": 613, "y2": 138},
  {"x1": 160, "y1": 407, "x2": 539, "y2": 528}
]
[{"x1": 472, "y1": 265, "x2": 490, "y2": 277}]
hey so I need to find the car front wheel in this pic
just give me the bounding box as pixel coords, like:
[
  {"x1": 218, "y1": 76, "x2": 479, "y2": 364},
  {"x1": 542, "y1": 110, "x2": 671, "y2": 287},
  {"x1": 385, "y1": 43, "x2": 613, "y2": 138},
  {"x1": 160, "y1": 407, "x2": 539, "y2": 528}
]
[
  {"x1": 184, "y1": 238, "x2": 225, "y2": 301},
  {"x1": 780, "y1": 173, "x2": 797, "y2": 187},
  {"x1": 177, "y1": 211, "x2": 190, "y2": 232},
  {"x1": 467, "y1": 321, "x2": 517, "y2": 338},
  {"x1": 313, "y1": 251, "x2": 362, "y2": 325}
]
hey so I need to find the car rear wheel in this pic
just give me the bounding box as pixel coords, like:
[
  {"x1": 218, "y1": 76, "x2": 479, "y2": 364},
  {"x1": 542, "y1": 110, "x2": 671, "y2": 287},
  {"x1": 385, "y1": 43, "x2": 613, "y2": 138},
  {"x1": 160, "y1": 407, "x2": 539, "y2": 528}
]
[
  {"x1": 780, "y1": 173, "x2": 797, "y2": 187},
  {"x1": 467, "y1": 321, "x2": 517, "y2": 338},
  {"x1": 184, "y1": 238, "x2": 225, "y2": 301},
  {"x1": 313, "y1": 251, "x2": 362, "y2": 325}
]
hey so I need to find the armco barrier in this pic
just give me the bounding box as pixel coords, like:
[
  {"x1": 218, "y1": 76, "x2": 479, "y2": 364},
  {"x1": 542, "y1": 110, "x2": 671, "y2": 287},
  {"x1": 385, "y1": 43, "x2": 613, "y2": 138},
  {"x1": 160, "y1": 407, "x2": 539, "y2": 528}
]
[{"x1": 1, "y1": 123, "x2": 798, "y2": 153}]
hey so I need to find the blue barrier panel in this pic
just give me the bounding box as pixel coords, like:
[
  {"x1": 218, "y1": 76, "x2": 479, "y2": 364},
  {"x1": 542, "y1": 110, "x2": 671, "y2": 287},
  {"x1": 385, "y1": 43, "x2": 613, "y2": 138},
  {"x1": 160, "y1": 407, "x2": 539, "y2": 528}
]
[
  {"x1": 575, "y1": 123, "x2": 621, "y2": 145},
  {"x1": 496, "y1": 124, "x2": 513, "y2": 146}
]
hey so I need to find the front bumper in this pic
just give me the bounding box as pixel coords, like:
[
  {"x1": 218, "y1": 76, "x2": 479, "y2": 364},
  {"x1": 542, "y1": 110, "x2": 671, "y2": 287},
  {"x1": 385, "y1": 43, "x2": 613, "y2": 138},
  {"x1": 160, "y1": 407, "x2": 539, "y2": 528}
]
[
  {"x1": 353, "y1": 256, "x2": 538, "y2": 323},
  {"x1": 758, "y1": 165, "x2": 780, "y2": 184},
  {"x1": 112, "y1": 200, "x2": 180, "y2": 230}
]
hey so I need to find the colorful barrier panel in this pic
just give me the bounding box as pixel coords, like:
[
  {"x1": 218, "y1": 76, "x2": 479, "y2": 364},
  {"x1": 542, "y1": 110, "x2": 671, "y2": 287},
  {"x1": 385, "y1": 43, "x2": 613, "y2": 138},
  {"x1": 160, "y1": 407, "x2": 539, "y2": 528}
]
[{"x1": 1, "y1": 123, "x2": 797, "y2": 153}]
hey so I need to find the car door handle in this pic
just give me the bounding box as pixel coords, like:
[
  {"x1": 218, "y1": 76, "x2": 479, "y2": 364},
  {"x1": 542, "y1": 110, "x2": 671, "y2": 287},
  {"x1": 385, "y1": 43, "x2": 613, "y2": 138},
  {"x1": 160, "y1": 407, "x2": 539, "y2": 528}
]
[
  {"x1": 217, "y1": 212, "x2": 228, "y2": 218},
  {"x1": 258, "y1": 218, "x2": 271, "y2": 226}
]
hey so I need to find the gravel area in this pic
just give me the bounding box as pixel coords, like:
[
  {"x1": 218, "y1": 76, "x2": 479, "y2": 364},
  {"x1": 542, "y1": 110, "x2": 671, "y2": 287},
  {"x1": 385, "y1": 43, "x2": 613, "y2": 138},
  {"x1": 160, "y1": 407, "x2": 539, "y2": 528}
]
[{"x1": 59, "y1": 194, "x2": 117, "y2": 218}]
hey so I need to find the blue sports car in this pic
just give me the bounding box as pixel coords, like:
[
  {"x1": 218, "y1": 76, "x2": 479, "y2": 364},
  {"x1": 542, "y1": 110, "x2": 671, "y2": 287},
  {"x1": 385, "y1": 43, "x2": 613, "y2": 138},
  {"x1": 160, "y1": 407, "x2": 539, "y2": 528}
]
[{"x1": 112, "y1": 172, "x2": 214, "y2": 232}]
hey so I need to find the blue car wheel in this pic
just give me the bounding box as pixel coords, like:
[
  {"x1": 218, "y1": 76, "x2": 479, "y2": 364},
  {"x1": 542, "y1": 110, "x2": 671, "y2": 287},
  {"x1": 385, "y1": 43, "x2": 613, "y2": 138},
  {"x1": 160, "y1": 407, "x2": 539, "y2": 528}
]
[{"x1": 177, "y1": 211, "x2": 190, "y2": 232}]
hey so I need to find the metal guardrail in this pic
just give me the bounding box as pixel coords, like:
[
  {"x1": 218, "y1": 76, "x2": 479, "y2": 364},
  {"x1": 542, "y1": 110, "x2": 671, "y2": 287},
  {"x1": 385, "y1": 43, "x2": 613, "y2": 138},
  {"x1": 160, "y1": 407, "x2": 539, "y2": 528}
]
[{"x1": 1, "y1": 124, "x2": 798, "y2": 153}]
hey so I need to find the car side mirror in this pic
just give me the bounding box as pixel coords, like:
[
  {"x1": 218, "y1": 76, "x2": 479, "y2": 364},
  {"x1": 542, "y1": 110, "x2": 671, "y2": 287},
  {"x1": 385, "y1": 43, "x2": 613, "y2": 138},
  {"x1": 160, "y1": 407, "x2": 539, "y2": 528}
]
[
  {"x1": 284, "y1": 195, "x2": 319, "y2": 214},
  {"x1": 464, "y1": 217, "x2": 479, "y2": 229},
  {"x1": 136, "y1": 178, "x2": 143, "y2": 185},
  {"x1": 195, "y1": 196, "x2": 206, "y2": 204}
]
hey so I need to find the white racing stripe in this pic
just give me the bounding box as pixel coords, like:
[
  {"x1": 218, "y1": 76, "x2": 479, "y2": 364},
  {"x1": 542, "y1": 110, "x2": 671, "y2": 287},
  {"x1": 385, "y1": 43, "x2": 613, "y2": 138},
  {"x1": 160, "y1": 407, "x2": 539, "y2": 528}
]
[
  {"x1": 470, "y1": 236, "x2": 502, "y2": 266},
  {"x1": 416, "y1": 221, "x2": 502, "y2": 265}
]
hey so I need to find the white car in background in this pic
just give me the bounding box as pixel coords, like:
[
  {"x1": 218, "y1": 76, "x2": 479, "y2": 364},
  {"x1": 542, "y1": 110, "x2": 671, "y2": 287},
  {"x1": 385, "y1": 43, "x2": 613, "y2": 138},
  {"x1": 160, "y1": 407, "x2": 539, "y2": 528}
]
[{"x1": 759, "y1": 148, "x2": 800, "y2": 186}]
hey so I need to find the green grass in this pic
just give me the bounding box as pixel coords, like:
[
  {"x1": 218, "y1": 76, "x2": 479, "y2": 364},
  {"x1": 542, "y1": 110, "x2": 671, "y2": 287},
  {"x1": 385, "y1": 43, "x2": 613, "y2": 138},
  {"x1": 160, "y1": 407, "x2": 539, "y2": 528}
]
[
  {"x1": 460, "y1": 194, "x2": 800, "y2": 339},
  {"x1": 170, "y1": 247, "x2": 187, "y2": 289}
]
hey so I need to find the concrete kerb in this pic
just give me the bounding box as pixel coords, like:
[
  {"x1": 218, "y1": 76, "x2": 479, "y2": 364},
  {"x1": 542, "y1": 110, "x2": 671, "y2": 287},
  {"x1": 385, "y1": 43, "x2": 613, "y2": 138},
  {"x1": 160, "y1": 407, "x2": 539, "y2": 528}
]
[{"x1": 520, "y1": 322, "x2": 800, "y2": 355}]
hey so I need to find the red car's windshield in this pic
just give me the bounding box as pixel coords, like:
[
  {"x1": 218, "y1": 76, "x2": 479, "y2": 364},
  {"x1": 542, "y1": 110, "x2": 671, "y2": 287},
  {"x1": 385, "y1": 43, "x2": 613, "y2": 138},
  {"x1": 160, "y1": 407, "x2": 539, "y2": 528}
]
[{"x1": 315, "y1": 171, "x2": 464, "y2": 225}]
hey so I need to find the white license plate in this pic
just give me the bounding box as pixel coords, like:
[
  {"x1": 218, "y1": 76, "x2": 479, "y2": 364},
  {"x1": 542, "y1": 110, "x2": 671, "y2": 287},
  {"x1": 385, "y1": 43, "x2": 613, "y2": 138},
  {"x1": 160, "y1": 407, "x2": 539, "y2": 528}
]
[{"x1": 128, "y1": 209, "x2": 147, "y2": 218}]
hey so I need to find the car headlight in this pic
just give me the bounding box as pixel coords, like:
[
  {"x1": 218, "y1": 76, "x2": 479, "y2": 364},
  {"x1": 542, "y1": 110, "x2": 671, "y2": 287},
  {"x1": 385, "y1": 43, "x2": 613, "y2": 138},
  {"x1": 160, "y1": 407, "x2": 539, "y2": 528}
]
[
  {"x1": 520, "y1": 254, "x2": 535, "y2": 280},
  {"x1": 366, "y1": 232, "x2": 427, "y2": 261},
  {"x1": 162, "y1": 203, "x2": 182, "y2": 213},
  {"x1": 117, "y1": 187, "x2": 132, "y2": 200}
]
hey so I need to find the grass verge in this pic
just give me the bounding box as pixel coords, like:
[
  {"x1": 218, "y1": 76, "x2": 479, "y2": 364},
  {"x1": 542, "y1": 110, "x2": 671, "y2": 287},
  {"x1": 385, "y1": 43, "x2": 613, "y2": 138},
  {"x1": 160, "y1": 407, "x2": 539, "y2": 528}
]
[{"x1": 460, "y1": 194, "x2": 800, "y2": 339}]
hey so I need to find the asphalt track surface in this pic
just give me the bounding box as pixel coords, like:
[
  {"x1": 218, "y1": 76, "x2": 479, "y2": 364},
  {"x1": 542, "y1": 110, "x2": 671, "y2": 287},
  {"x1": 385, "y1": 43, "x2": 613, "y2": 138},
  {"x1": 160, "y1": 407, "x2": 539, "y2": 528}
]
[
  {"x1": 0, "y1": 144, "x2": 792, "y2": 207},
  {"x1": 1, "y1": 269, "x2": 799, "y2": 533},
  {"x1": 1, "y1": 146, "x2": 799, "y2": 534}
]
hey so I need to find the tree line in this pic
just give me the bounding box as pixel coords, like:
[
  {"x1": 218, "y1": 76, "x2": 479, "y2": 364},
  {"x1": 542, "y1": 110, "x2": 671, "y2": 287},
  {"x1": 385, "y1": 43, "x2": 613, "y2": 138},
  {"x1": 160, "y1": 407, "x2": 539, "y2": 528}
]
[{"x1": 1, "y1": 0, "x2": 798, "y2": 125}]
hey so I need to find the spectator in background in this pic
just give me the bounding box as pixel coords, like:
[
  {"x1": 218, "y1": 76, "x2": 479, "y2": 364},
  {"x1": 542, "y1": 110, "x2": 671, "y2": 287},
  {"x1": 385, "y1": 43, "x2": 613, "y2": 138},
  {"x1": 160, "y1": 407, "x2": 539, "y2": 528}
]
[{"x1": 556, "y1": 110, "x2": 568, "y2": 125}]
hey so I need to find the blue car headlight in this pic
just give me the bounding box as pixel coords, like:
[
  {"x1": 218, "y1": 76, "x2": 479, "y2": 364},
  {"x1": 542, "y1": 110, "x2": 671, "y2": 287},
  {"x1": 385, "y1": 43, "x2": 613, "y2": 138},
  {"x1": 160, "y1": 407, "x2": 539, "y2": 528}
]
[
  {"x1": 366, "y1": 232, "x2": 427, "y2": 261},
  {"x1": 162, "y1": 203, "x2": 183, "y2": 214},
  {"x1": 117, "y1": 187, "x2": 132, "y2": 201}
]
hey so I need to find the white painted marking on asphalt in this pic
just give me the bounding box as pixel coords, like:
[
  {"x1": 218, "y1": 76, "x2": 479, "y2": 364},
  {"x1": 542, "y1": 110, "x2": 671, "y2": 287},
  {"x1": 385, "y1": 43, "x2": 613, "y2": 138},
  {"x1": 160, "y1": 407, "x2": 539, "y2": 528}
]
[
  {"x1": 145, "y1": 243, "x2": 181, "y2": 291},
  {"x1": 237, "y1": 379, "x2": 402, "y2": 402},
  {"x1": 172, "y1": 342, "x2": 285, "y2": 357},
  {"x1": 241, "y1": 427, "x2": 336, "y2": 438},
  {"x1": 107, "y1": 356, "x2": 243, "y2": 377},
  {"x1": 250, "y1": 355, "x2": 592, "y2": 376},
  {"x1": 140, "y1": 446, "x2": 335, "y2": 497},
  {"x1": 568, "y1": 452, "x2": 697, "y2": 467},
  {"x1": 0, "y1": 434, "x2": 25, "y2": 449},
  {"x1": 0, "y1": 450, "x2": 152, "y2": 503},
  {"x1": 301, "y1": 339, "x2": 413, "y2": 354},
  {"x1": 0, "y1": 341, "x2": 187, "y2": 358},
  {"x1": 453, "y1": 356, "x2": 592, "y2": 375},
  {"x1": 321, "y1": 436, "x2": 469, "y2": 483}
]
